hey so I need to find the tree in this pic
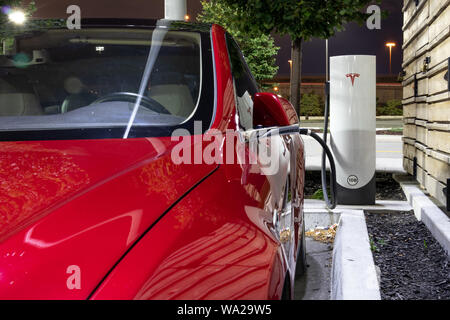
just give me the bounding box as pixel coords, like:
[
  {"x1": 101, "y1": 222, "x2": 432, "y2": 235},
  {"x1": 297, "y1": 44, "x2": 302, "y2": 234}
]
[
  {"x1": 1, "y1": 1, "x2": 64, "y2": 49},
  {"x1": 221, "y1": 0, "x2": 380, "y2": 115},
  {"x1": 1, "y1": 1, "x2": 33, "y2": 53},
  {"x1": 197, "y1": 0, "x2": 279, "y2": 87},
  {"x1": 0, "y1": 0, "x2": 35, "y2": 27}
]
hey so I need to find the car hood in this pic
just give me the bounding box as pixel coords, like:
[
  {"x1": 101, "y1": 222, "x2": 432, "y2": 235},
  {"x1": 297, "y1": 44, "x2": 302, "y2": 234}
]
[{"x1": 0, "y1": 137, "x2": 216, "y2": 299}]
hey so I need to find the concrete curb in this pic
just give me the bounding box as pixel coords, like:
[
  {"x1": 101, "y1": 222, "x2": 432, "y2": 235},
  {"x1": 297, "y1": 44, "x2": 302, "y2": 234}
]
[
  {"x1": 305, "y1": 199, "x2": 413, "y2": 212},
  {"x1": 330, "y1": 210, "x2": 381, "y2": 300},
  {"x1": 396, "y1": 177, "x2": 450, "y2": 257},
  {"x1": 304, "y1": 211, "x2": 341, "y2": 231}
]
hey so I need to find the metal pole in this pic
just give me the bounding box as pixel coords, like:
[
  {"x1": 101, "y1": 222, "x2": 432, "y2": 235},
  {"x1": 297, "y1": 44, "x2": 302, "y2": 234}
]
[
  {"x1": 389, "y1": 46, "x2": 392, "y2": 74},
  {"x1": 326, "y1": 39, "x2": 329, "y2": 81},
  {"x1": 164, "y1": 0, "x2": 187, "y2": 20}
]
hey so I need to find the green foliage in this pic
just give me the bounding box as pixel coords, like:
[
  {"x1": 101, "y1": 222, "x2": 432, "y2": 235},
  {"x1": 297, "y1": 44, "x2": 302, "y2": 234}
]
[
  {"x1": 198, "y1": 0, "x2": 279, "y2": 84},
  {"x1": 377, "y1": 99, "x2": 403, "y2": 116},
  {"x1": 220, "y1": 0, "x2": 384, "y2": 113},
  {"x1": 369, "y1": 237, "x2": 378, "y2": 252},
  {"x1": 1, "y1": 1, "x2": 65, "y2": 44},
  {"x1": 0, "y1": 1, "x2": 35, "y2": 36},
  {"x1": 0, "y1": 0, "x2": 34, "y2": 21},
  {"x1": 310, "y1": 187, "x2": 331, "y2": 201},
  {"x1": 300, "y1": 92, "x2": 323, "y2": 117},
  {"x1": 311, "y1": 188, "x2": 324, "y2": 200},
  {"x1": 221, "y1": 0, "x2": 381, "y2": 41},
  {"x1": 370, "y1": 236, "x2": 386, "y2": 252},
  {"x1": 386, "y1": 99, "x2": 402, "y2": 109},
  {"x1": 2, "y1": 37, "x2": 13, "y2": 52}
]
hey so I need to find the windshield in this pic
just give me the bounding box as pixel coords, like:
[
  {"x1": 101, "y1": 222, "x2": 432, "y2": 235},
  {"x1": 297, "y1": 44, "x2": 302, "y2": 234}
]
[{"x1": 0, "y1": 24, "x2": 213, "y2": 140}]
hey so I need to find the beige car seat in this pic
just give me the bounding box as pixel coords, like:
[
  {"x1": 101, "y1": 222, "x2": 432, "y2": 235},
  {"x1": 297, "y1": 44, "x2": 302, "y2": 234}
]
[
  {"x1": 0, "y1": 78, "x2": 43, "y2": 116},
  {"x1": 149, "y1": 84, "x2": 195, "y2": 118}
]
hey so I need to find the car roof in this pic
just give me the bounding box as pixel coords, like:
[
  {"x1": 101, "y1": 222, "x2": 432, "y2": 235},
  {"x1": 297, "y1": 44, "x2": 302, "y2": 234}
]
[{"x1": 78, "y1": 18, "x2": 213, "y2": 33}]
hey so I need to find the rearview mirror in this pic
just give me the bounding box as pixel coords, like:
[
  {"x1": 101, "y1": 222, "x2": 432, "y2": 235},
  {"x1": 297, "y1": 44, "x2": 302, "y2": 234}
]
[{"x1": 253, "y1": 93, "x2": 298, "y2": 128}]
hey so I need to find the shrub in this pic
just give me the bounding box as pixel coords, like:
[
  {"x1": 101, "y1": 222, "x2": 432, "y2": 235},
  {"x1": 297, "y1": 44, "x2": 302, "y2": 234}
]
[
  {"x1": 377, "y1": 99, "x2": 403, "y2": 116},
  {"x1": 300, "y1": 92, "x2": 324, "y2": 118}
]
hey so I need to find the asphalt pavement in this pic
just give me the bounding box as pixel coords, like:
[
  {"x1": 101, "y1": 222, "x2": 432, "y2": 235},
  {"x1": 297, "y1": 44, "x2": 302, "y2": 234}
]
[
  {"x1": 295, "y1": 238, "x2": 333, "y2": 300},
  {"x1": 303, "y1": 134, "x2": 404, "y2": 173}
]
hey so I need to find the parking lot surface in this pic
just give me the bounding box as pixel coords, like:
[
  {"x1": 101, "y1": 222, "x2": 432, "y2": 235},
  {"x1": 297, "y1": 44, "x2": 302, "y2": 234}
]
[{"x1": 295, "y1": 238, "x2": 333, "y2": 300}]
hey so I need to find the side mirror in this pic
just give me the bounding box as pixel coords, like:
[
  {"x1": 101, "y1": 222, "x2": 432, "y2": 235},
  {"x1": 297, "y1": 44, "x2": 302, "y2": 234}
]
[{"x1": 253, "y1": 93, "x2": 299, "y2": 128}]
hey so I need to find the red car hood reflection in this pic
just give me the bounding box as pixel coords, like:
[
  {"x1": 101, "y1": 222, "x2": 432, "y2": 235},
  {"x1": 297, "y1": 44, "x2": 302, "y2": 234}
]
[{"x1": 0, "y1": 138, "x2": 216, "y2": 299}]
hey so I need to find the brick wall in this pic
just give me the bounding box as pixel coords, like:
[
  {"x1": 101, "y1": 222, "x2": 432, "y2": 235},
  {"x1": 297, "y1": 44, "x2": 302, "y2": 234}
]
[{"x1": 402, "y1": 0, "x2": 450, "y2": 206}]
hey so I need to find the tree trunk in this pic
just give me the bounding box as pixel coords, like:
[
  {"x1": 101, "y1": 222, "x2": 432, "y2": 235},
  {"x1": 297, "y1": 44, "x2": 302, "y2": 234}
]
[{"x1": 290, "y1": 37, "x2": 303, "y2": 117}]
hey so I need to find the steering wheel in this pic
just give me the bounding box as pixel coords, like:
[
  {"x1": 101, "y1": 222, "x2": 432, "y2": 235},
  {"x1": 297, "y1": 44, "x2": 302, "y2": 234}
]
[{"x1": 91, "y1": 92, "x2": 171, "y2": 115}]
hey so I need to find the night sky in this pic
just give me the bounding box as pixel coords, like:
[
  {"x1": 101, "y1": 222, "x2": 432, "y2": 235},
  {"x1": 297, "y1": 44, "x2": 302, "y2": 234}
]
[{"x1": 31, "y1": 0, "x2": 403, "y2": 76}]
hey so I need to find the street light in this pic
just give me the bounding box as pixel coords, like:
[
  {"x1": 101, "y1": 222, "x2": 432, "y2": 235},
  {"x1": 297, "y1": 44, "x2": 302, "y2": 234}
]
[
  {"x1": 386, "y1": 42, "x2": 396, "y2": 74},
  {"x1": 8, "y1": 9, "x2": 27, "y2": 25},
  {"x1": 184, "y1": 14, "x2": 190, "y2": 21}
]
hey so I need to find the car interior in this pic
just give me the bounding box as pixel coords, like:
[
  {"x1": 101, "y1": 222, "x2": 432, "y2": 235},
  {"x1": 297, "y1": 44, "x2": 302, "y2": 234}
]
[{"x1": 0, "y1": 29, "x2": 202, "y2": 128}]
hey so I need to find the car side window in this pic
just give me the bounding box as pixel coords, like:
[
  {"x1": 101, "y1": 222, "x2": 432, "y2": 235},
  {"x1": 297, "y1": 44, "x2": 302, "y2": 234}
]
[{"x1": 226, "y1": 34, "x2": 259, "y2": 131}]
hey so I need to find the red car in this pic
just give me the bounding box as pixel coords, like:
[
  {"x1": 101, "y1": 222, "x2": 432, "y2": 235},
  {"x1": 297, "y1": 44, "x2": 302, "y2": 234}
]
[{"x1": 0, "y1": 19, "x2": 306, "y2": 300}]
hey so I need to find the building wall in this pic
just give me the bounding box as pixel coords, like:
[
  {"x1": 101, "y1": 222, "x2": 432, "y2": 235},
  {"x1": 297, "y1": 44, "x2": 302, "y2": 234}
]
[{"x1": 402, "y1": 0, "x2": 450, "y2": 206}]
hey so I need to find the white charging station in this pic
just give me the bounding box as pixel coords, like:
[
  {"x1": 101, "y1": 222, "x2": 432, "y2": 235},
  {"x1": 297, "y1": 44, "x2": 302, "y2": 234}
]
[{"x1": 330, "y1": 55, "x2": 376, "y2": 205}]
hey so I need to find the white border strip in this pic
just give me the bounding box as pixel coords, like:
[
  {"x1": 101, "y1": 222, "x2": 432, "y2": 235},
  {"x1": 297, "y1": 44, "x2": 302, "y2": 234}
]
[
  {"x1": 331, "y1": 210, "x2": 381, "y2": 300},
  {"x1": 400, "y1": 182, "x2": 450, "y2": 257}
]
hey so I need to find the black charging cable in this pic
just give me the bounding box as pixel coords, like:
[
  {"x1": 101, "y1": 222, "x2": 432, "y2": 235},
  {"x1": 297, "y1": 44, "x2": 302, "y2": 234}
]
[
  {"x1": 319, "y1": 81, "x2": 337, "y2": 209},
  {"x1": 299, "y1": 128, "x2": 337, "y2": 210},
  {"x1": 260, "y1": 124, "x2": 337, "y2": 210}
]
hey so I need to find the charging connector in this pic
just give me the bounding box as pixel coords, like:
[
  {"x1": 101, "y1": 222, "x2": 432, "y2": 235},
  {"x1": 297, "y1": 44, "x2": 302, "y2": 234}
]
[{"x1": 261, "y1": 125, "x2": 337, "y2": 210}]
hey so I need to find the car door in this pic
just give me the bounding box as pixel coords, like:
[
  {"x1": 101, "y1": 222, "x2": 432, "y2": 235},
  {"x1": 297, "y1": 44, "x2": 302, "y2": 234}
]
[{"x1": 225, "y1": 35, "x2": 294, "y2": 257}]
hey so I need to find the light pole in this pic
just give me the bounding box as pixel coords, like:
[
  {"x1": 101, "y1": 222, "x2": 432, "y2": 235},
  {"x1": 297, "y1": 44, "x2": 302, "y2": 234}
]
[
  {"x1": 165, "y1": 0, "x2": 187, "y2": 20},
  {"x1": 326, "y1": 39, "x2": 329, "y2": 81},
  {"x1": 386, "y1": 42, "x2": 396, "y2": 74}
]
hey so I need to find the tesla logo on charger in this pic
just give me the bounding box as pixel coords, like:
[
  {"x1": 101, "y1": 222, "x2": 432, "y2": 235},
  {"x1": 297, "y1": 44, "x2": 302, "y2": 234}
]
[{"x1": 346, "y1": 73, "x2": 360, "y2": 86}]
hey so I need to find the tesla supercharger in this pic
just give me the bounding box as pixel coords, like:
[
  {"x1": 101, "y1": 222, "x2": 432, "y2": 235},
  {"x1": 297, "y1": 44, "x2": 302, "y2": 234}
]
[{"x1": 330, "y1": 55, "x2": 376, "y2": 205}]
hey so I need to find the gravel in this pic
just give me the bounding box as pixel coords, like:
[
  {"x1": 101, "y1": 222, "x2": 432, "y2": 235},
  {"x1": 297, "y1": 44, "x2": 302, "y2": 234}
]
[
  {"x1": 365, "y1": 211, "x2": 450, "y2": 300},
  {"x1": 304, "y1": 171, "x2": 325, "y2": 198},
  {"x1": 375, "y1": 173, "x2": 406, "y2": 201},
  {"x1": 305, "y1": 172, "x2": 406, "y2": 201}
]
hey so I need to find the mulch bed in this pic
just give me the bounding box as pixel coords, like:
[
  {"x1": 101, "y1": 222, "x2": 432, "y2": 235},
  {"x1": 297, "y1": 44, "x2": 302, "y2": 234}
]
[
  {"x1": 305, "y1": 172, "x2": 406, "y2": 201},
  {"x1": 375, "y1": 173, "x2": 406, "y2": 201},
  {"x1": 365, "y1": 211, "x2": 450, "y2": 300},
  {"x1": 304, "y1": 171, "x2": 324, "y2": 198}
]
